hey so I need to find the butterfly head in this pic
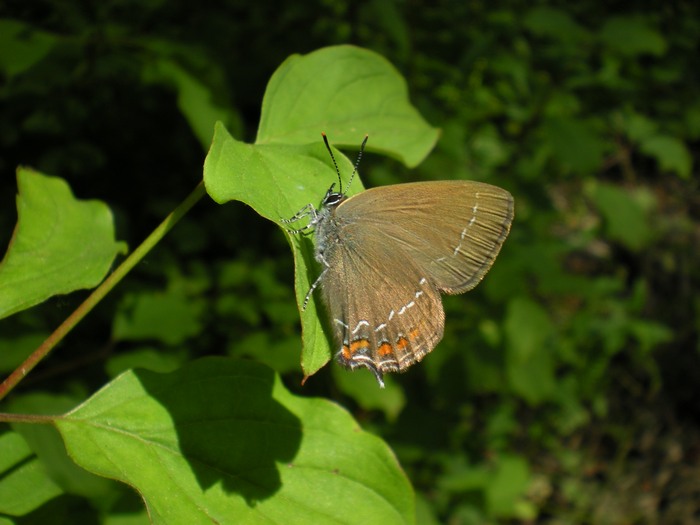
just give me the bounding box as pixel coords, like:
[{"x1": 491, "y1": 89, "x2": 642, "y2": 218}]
[{"x1": 321, "y1": 183, "x2": 346, "y2": 209}]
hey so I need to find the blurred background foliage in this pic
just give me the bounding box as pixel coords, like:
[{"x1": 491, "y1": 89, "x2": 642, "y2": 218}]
[{"x1": 1, "y1": 0, "x2": 699, "y2": 523}]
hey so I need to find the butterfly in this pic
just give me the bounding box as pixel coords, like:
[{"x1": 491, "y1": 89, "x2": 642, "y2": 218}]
[{"x1": 285, "y1": 135, "x2": 514, "y2": 386}]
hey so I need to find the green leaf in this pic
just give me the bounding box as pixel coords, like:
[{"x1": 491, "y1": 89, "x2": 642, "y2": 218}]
[
  {"x1": 105, "y1": 347, "x2": 188, "y2": 378},
  {"x1": 0, "y1": 430, "x2": 63, "y2": 516},
  {"x1": 0, "y1": 169, "x2": 127, "y2": 319},
  {"x1": 484, "y1": 455, "x2": 532, "y2": 518},
  {"x1": 523, "y1": 7, "x2": 589, "y2": 44},
  {"x1": 332, "y1": 365, "x2": 406, "y2": 421},
  {"x1": 112, "y1": 290, "x2": 204, "y2": 345},
  {"x1": 142, "y1": 58, "x2": 243, "y2": 149},
  {"x1": 204, "y1": 128, "x2": 363, "y2": 375},
  {"x1": 619, "y1": 111, "x2": 658, "y2": 143},
  {"x1": 599, "y1": 17, "x2": 667, "y2": 57},
  {"x1": 590, "y1": 182, "x2": 655, "y2": 251},
  {"x1": 504, "y1": 298, "x2": 556, "y2": 405},
  {"x1": 0, "y1": 333, "x2": 47, "y2": 373},
  {"x1": 640, "y1": 134, "x2": 692, "y2": 179},
  {"x1": 0, "y1": 20, "x2": 57, "y2": 78},
  {"x1": 256, "y1": 45, "x2": 439, "y2": 167},
  {"x1": 544, "y1": 117, "x2": 607, "y2": 175},
  {"x1": 55, "y1": 358, "x2": 415, "y2": 524},
  {"x1": 9, "y1": 393, "x2": 116, "y2": 499},
  {"x1": 229, "y1": 333, "x2": 303, "y2": 375}
]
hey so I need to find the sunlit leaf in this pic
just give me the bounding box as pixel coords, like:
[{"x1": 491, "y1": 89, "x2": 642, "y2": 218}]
[
  {"x1": 56, "y1": 358, "x2": 415, "y2": 524},
  {"x1": 257, "y1": 45, "x2": 439, "y2": 167},
  {"x1": 0, "y1": 169, "x2": 127, "y2": 319}
]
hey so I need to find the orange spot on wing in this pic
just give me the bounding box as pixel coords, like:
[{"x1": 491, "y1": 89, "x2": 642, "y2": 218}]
[
  {"x1": 349, "y1": 339, "x2": 370, "y2": 353},
  {"x1": 409, "y1": 328, "x2": 420, "y2": 340},
  {"x1": 378, "y1": 342, "x2": 393, "y2": 356},
  {"x1": 396, "y1": 337, "x2": 409, "y2": 350}
]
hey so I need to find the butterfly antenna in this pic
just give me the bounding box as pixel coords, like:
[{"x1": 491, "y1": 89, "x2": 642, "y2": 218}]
[
  {"x1": 321, "y1": 133, "x2": 369, "y2": 195},
  {"x1": 346, "y1": 134, "x2": 368, "y2": 193},
  {"x1": 321, "y1": 132, "x2": 342, "y2": 193}
]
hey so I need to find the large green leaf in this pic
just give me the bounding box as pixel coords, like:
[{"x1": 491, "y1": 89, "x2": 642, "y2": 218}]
[
  {"x1": 205, "y1": 46, "x2": 439, "y2": 377},
  {"x1": 256, "y1": 45, "x2": 439, "y2": 167},
  {"x1": 55, "y1": 358, "x2": 414, "y2": 524},
  {"x1": 0, "y1": 169, "x2": 127, "y2": 319}
]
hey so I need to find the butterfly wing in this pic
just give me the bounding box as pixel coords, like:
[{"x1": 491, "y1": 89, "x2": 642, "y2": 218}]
[
  {"x1": 318, "y1": 218, "x2": 446, "y2": 383},
  {"x1": 337, "y1": 180, "x2": 514, "y2": 294}
]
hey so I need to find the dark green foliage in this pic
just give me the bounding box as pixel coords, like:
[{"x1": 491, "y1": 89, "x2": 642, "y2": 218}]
[{"x1": 1, "y1": 1, "x2": 698, "y2": 523}]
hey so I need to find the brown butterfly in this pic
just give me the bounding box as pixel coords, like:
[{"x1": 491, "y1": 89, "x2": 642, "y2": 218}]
[{"x1": 285, "y1": 135, "x2": 513, "y2": 387}]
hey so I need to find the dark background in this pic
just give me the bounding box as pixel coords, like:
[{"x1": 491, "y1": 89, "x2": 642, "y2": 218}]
[{"x1": 1, "y1": 1, "x2": 699, "y2": 522}]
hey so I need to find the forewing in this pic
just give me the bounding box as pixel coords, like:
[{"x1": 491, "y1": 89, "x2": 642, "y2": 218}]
[{"x1": 338, "y1": 180, "x2": 513, "y2": 294}]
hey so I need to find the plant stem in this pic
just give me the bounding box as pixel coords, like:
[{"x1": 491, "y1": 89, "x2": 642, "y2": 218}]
[{"x1": 0, "y1": 181, "x2": 207, "y2": 403}]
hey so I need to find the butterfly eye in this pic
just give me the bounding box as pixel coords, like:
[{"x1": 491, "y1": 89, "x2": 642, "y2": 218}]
[{"x1": 323, "y1": 191, "x2": 345, "y2": 207}]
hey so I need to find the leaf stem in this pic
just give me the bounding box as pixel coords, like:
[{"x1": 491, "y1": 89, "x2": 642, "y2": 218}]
[{"x1": 0, "y1": 181, "x2": 207, "y2": 403}]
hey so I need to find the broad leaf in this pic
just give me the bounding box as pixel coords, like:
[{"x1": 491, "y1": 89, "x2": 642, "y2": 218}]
[
  {"x1": 56, "y1": 358, "x2": 415, "y2": 525},
  {"x1": 0, "y1": 169, "x2": 127, "y2": 319},
  {"x1": 257, "y1": 45, "x2": 439, "y2": 167}
]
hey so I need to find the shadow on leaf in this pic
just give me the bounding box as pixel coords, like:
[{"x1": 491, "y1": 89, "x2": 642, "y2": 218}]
[{"x1": 136, "y1": 358, "x2": 302, "y2": 504}]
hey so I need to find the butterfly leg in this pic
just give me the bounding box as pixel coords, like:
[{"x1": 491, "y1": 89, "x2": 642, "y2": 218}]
[
  {"x1": 302, "y1": 267, "x2": 326, "y2": 310},
  {"x1": 286, "y1": 223, "x2": 316, "y2": 235},
  {"x1": 281, "y1": 203, "x2": 317, "y2": 224},
  {"x1": 282, "y1": 204, "x2": 321, "y2": 234}
]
